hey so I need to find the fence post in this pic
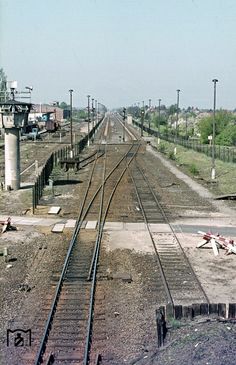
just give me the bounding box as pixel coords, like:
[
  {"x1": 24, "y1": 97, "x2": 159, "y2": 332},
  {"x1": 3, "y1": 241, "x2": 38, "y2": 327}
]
[
  {"x1": 32, "y1": 185, "x2": 35, "y2": 214},
  {"x1": 156, "y1": 307, "x2": 166, "y2": 347}
]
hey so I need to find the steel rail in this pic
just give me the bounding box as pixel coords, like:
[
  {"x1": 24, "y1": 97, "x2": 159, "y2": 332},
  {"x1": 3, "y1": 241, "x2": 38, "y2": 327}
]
[
  {"x1": 83, "y1": 142, "x2": 141, "y2": 365},
  {"x1": 33, "y1": 150, "x2": 100, "y2": 365},
  {"x1": 34, "y1": 141, "x2": 139, "y2": 364},
  {"x1": 114, "y1": 114, "x2": 139, "y2": 141},
  {"x1": 129, "y1": 165, "x2": 173, "y2": 306},
  {"x1": 131, "y1": 159, "x2": 210, "y2": 305},
  {"x1": 83, "y1": 143, "x2": 108, "y2": 365}
]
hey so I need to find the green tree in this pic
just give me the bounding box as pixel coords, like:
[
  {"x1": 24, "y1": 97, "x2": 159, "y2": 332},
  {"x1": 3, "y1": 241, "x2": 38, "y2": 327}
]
[
  {"x1": 198, "y1": 110, "x2": 235, "y2": 145},
  {"x1": 0, "y1": 68, "x2": 7, "y2": 102},
  {"x1": 216, "y1": 124, "x2": 236, "y2": 146},
  {"x1": 153, "y1": 114, "x2": 167, "y2": 129},
  {"x1": 167, "y1": 104, "x2": 177, "y2": 116},
  {"x1": 59, "y1": 101, "x2": 69, "y2": 109}
]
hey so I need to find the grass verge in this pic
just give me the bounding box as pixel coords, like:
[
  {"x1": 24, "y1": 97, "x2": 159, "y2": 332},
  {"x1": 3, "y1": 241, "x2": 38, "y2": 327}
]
[{"x1": 154, "y1": 138, "x2": 236, "y2": 196}]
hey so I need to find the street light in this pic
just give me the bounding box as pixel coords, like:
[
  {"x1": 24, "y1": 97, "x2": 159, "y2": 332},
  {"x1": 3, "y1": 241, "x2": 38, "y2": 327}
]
[
  {"x1": 158, "y1": 98, "x2": 161, "y2": 144},
  {"x1": 92, "y1": 98, "x2": 94, "y2": 130},
  {"x1": 87, "y1": 95, "x2": 90, "y2": 146},
  {"x1": 185, "y1": 112, "x2": 188, "y2": 139},
  {"x1": 176, "y1": 89, "x2": 180, "y2": 139},
  {"x1": 95, "y1": 99, "x2": 98, "y2": 123},
  {"x1": 211, "y1": 79, "x2": 218, "y2": 180},
  {"x1": 69, "y1": 89, "x2": 73, "y2": 154},
  {"x1": 123, "y1": 107, "x2": 126, "y2": 142},
  {"x1": 148, "y1": 99, "x2": 152, "y2": 133},
  {"x1": 141, "y1": 107, "x2": 145, "y2": 137}
]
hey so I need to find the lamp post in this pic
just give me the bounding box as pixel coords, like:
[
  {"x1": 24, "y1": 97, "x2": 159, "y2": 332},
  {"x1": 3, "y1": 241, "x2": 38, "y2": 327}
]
[
  {"x1": 69, "y1": 89, "x2": 73, "y2": 154},
  {"x1": 141, "y1": 108, "x2": 144, "y2": 137},
  {"x1": 185, "y1": 112, "x2": 188, "y2": 139},
  {"x1": 211, "y1": 79, "x2": 218, "y2": 180},
  {"x1": 95, "y1": 99, "x2": 98, "y2": 124},
  {"x1": 147, "y1": 99, "x2": 151, "y2": 133},
  {"x1": 87, "y1": 95, "x2": 90, "y2": 146},
  {"x1": 158, "y1": 98, "x2": 161, "y2": 144},
  {"x1": 123, "y1": 107, "x2": 126, "y2": 142},
  {"x1": 92, "y1": 98, "x2": 94, "y2": 130},
  {"x1": 176, "y1": 89, "x2": 180, "y2": 139}
]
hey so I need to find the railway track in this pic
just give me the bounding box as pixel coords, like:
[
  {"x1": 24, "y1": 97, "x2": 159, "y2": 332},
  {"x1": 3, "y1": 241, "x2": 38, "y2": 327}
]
[
  {"x1": 129, "y1": 159, "x2": 209, "y2": 306},
  {"x1": 25, "y1": 118, "x2": 139, "y2": 364}
]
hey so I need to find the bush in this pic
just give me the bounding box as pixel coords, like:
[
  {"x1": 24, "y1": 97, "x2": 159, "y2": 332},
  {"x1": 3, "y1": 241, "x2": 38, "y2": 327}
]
[
  {"x1": 159, "y1": 143, "x2": 166, "y2": 153},
  {"x1": 189, "y1": 163, "x2": 199, "y2": 175},
  {"x1": 168, "y1": 151, "x2": 176, "y2": 160}
]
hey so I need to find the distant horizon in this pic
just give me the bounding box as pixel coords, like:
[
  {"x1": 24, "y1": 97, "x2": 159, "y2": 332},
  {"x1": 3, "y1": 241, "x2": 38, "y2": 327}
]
[
  {"x1": 28, "y1": 101, "x2": 236, "y2": 113},
  {"x1": 1, "y1": 0, "x2": 236, "y2": 110}
]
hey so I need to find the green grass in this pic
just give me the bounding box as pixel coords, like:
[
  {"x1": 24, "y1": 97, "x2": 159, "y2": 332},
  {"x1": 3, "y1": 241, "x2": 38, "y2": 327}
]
[{"x1": 155, "y1": 138, "x2": 236, "y2": 195}]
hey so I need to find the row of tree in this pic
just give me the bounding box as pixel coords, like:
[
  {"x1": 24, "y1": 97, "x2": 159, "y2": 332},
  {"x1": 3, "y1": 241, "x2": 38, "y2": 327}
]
[{"x1": 127, "y1": 105, "x2": 236, "y2": 146}]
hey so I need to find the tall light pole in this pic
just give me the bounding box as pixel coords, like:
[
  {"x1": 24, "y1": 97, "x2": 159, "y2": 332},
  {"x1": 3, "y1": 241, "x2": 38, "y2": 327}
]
[
  {"x1": 141, "y1": 107, "x2": 144, "y2": 137},
  {"x1": 176, "y1": 89, "x2": 180, "y2": 139},
  {"x1": 87, "y1": 95, "x2": 90, "y2": 146},
  {"x1": 157, "y1": 98, "x2": 161, "y2": 144},
  {"x1": 185, "y1": 112, "x2": 188, "y2": 139},
  {"x1": 92, "y1": 98, "x2": 94, "y2": 130},
  {"x1": 123, "y1": 107, "x2": 126, "y2": 142},
  {"x1": 212, "y1": 78, "x2": 218, "y2": 180},
  {"x1": 69, "y1": 89, "x2": 73, "y2": 154},
  {"x1": 148, "y1": 99, "x2": 151, "y2": 132},
  {"x1": 95, "y1": 99, "x2": 98, "y2": 123}
]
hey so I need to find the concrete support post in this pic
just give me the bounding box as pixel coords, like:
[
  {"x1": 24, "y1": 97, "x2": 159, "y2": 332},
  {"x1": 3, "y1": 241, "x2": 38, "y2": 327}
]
[{"x1": 5, "y1": 128, "x2": 20, "y2": 190}]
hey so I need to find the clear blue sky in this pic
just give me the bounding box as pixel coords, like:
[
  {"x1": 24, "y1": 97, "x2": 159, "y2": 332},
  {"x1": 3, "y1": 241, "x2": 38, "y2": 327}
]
[{"x1": 1, "y1": 0, "x2": 236, "y2": 109}]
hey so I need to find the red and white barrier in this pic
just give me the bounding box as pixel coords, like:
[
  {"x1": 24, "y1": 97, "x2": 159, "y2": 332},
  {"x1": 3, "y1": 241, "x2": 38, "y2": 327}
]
[{"x1": 197, "y1": 231, "x2": 236, "y2": 256}]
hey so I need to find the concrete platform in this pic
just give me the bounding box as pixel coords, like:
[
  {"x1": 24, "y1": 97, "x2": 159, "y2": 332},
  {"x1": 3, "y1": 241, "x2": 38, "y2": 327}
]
[
  {"x1": 105, "y1": 230, "x2": 154, "y2": 253},
  {"x1": 48, "y1": 206, "x2": 61, "y2": 215},
  {"x1": 104, "y1": 222, "x2": 124, "y2": 230},
  {"x1": 65, "y1": 219, "x2": 76, "y2": 228},
  {"x1": 85, "y1": 221, "x2": 97, "y2": 229},
  {"x1": 149, "y1": 223, "x2": 172, "y2": 233},
  {"x1": 0, "y1": 216, "x2": 62, "y2": 227},
  {"x1": 52, "y1": 223, "x2": 65, "y2": 233},
  {"x1": 124, "y1": 223, "x2": 147, "y2": 231}
]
